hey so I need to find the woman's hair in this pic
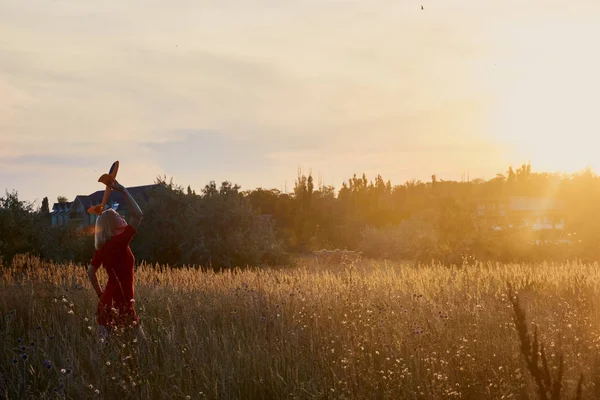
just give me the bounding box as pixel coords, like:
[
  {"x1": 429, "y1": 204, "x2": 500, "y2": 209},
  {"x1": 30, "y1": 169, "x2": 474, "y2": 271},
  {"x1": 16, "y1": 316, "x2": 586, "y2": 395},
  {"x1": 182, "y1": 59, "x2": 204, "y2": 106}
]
[{"x1": 94, "y1": 209, "x2": 119, "y2": 250}]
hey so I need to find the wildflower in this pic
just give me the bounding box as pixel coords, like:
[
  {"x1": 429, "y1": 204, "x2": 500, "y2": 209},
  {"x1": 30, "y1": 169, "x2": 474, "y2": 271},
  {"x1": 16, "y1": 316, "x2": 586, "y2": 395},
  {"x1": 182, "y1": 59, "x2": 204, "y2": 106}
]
[
  {"x1": 43, "y1": 359, "x2": 52, "y2": 369},
  {"x1": 21, "y1": 354, "x2": 28, "y2": 361},
  {"x1": 61, "y1": 369, "x2": 66, "y2": 374},
  {"x1": 106, "y1": 361, "x2": 111, "y2": 366}
]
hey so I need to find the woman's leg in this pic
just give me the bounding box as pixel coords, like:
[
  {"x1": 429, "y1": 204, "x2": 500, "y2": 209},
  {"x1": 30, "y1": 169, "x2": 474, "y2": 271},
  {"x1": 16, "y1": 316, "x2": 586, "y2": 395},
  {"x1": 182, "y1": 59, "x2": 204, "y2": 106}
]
[
  {"x1": 98, "y1": 325, "x2": 110, "y2": 341},
  {"x1": 135, "y1": 323, "x2": 146, "y2": 341},
  {"x1": 97, "y1": 284, "x2": 116, "y2": 329},
  {"x1": 134, "y1": 323, "x2": 149, "y2": 358}
]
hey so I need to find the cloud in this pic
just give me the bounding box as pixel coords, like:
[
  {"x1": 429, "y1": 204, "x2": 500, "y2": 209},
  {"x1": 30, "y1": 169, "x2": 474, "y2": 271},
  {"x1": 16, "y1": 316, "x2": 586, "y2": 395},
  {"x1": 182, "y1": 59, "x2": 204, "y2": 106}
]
[
  {"x1": 2, "y1": 0, "x2": 599, "y2": 203},
  {"x1": 0, "y1": 153, "x2": 95, "y2": 167},
  {"x1": 142, "y1": 131, "x2": 276, "y2": 180},
  {"x1": 139, "y1": 126, "x2": 508, "y2": 193}
]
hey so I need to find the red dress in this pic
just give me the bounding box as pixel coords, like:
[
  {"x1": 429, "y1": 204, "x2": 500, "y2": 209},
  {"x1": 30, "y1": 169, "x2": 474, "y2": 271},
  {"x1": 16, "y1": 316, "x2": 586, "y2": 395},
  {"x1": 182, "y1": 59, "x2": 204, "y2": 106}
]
[{"x1": 91, "y1": 225, "x2": 139, "y2": 329}]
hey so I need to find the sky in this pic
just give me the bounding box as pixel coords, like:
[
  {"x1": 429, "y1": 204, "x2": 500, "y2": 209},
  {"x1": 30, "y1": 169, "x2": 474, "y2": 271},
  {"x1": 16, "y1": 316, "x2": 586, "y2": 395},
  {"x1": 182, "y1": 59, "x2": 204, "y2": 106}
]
[{"x1": 2, "y1": 0, "x2": 600, "y2": 207}]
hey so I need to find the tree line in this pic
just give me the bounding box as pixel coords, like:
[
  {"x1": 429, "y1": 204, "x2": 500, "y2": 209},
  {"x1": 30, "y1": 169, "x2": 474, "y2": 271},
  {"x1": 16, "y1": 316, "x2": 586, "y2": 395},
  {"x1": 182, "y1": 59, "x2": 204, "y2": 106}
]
[{"x1": 2, "y1": 163, "x2": 600, "y2": 267}]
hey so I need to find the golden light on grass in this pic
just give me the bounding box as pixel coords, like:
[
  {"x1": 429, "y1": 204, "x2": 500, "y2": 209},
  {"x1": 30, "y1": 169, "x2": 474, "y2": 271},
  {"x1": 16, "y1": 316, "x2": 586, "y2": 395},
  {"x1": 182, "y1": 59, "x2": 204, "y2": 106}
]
[{"x1": 3, "y1": 255, "x2": 600, "y2": 398}]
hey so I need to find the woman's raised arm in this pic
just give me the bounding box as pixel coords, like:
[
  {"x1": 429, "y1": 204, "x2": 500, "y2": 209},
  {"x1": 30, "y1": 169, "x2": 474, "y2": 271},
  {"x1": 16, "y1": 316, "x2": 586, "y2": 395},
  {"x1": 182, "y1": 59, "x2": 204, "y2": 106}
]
[{"x1": 111, "y1": 180, "x2": 144, "y2": 231}]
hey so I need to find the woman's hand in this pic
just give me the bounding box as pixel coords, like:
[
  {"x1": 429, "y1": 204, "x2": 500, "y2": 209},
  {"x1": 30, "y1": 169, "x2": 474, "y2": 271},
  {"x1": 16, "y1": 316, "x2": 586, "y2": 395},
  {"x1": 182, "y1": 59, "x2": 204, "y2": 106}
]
[
  {"x1": 110, "y1": 179, "x2": 125, "y2": 193},
  {"x1": 87, "y1": 264, "x2": 104, "y2": 300}
]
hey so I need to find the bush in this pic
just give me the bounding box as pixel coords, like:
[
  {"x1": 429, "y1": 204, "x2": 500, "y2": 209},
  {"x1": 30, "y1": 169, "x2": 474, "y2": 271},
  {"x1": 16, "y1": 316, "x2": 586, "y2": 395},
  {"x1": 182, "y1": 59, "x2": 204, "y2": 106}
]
[
  {"x1": 0, "y1": 191, "x2": 37, "y2": 264},
  {"x1": 359, "y1": 213, "x2": 438, "y2": 261},
  {"x1": 133, "y1": 179, "x2": 288, "y2": 268}
]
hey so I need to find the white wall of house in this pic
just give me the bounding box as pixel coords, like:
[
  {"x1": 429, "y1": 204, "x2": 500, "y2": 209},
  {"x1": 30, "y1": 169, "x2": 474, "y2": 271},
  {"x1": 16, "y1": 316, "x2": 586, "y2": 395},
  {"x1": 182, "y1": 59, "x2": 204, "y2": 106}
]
[
  {"x1": 478, "y1": 196, "x2": 565, "y2": 231},
  {"x1": 528, "y1": 215, "x2": 565, "y2": 231}
]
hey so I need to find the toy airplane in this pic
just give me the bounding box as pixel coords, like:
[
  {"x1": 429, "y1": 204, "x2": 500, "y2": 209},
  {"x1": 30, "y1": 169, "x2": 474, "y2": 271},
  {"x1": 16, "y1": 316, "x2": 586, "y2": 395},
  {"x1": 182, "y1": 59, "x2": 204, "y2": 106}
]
[{"x1": 87, "y1": 161, "x2": 119, "y2": 215}]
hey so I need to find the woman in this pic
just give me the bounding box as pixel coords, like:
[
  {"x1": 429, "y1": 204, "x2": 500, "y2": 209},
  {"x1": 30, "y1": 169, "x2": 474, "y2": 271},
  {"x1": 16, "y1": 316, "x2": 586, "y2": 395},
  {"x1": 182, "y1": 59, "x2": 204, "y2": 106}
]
[{"x1": 87, "y1": 179, "x2": 144, "y2": 339}]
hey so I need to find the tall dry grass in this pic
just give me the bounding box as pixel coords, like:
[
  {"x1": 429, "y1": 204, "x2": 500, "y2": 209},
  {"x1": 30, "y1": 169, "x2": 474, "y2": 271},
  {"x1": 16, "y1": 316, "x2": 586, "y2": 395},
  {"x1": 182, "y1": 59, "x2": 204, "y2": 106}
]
[{"x1": 2, "y1": 255, "x2": 600, "y2": 399}]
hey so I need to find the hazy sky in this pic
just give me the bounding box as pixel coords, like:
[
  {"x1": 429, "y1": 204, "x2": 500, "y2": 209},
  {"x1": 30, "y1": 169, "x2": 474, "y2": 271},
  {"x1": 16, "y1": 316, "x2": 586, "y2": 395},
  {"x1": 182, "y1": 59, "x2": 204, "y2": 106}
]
[{"x1": 2, "y1": 0, "x2": 600, "y2": 206}]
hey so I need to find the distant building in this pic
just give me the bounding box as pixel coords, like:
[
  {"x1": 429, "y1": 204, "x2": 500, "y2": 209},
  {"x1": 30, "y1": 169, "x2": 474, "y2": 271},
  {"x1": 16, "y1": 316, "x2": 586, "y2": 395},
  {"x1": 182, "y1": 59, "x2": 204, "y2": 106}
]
[
  {"x1": 507, "y1": 196, "x2": 565, "y2": 230},
  {"x1": 477, "y1": 196, "x2": 566, "y2": 231},
  {"x1": 50, "y1": 184, "x2": 158, "y2": 230},
  {"x1": 50, "y1": 202, "x2": 73, "y2": 227}
]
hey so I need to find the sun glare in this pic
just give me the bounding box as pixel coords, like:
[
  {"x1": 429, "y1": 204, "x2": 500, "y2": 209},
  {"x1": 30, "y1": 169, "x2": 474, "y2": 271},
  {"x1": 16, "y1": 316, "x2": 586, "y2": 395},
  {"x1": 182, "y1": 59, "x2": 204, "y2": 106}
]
[{"x1": 480, "y1": 11, "x2": 600, "y2": 174}]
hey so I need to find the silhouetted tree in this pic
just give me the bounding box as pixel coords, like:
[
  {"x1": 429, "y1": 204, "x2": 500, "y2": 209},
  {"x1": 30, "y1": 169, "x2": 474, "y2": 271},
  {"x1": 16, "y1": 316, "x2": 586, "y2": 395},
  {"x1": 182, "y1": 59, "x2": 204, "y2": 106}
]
[{"x1": 41, "y1": 197, "x2": 50, "y2": 216}]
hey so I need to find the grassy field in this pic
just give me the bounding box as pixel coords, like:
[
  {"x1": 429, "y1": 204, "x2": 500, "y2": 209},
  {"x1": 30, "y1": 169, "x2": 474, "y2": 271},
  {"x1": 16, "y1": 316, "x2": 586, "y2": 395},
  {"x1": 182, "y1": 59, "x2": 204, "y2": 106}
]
[{"x1": 2, "y1": 255, "x2": 600, "y2": 399}]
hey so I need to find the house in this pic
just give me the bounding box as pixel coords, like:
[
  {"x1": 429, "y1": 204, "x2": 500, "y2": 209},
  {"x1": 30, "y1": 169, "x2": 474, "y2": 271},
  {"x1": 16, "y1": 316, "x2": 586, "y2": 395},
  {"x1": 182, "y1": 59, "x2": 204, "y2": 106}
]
[
  {"x1": 50, "y1": 201, "x2": 73, "y2": 226},
  {"x1": 477, "y1": 196, "x2": 566, "y2": 231},
  {"x1": 508, "y1": 196, "x2": 565, "y2": 230},
  {"x1": 50, "y1": 184, "x2": 159, "y2": 229}
]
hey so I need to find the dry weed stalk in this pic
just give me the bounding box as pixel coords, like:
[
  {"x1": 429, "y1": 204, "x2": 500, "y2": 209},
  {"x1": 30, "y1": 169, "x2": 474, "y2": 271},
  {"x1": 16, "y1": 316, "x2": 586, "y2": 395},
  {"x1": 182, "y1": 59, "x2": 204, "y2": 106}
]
[{"x1": 510, "y1": 288, "x2": 583, "y2": 400}]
